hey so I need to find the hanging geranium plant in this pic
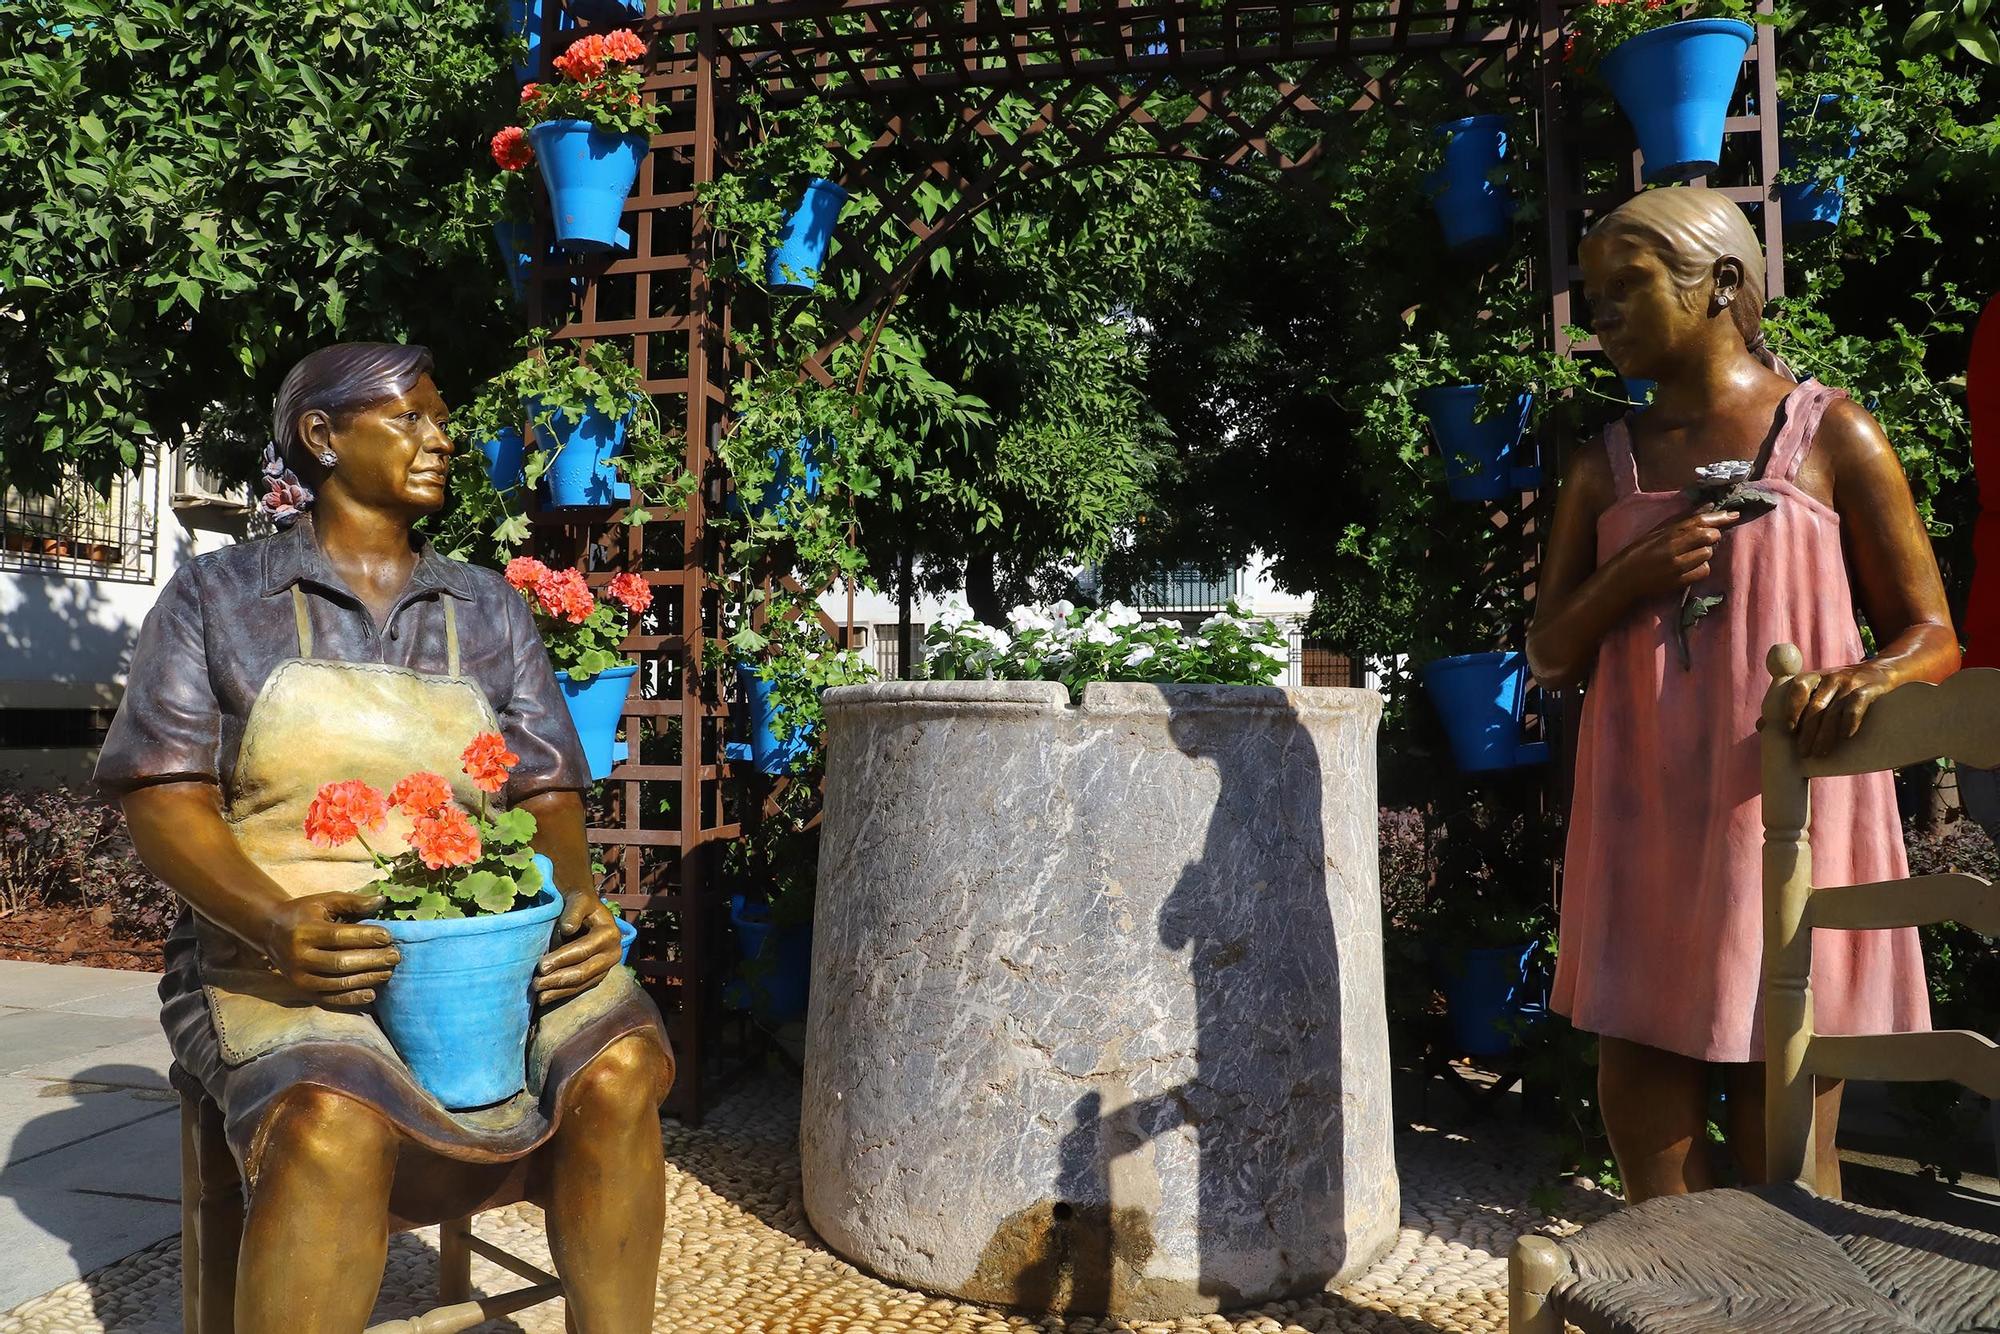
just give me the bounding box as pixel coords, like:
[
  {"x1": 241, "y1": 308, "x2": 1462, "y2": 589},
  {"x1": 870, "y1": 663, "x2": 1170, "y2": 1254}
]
[
  {"x1": 514, "y1": 30, "x2": 658, "y2": 138},
  {"x1": 505, "y1": 556, "x2": 654, "y2": 681}
]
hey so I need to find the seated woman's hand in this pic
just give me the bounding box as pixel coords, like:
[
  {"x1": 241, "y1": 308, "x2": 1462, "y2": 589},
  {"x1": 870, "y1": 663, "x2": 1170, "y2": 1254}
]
[
  {"x1": 263, "y1": 892, "x2": 401, "y2": 1008},
  {"x1": 535, "y1": 891, "x2": 622, "y2": 1005},
  {"x1": 1781, "y1": 661, "x2": 1897, "y2": 759}
]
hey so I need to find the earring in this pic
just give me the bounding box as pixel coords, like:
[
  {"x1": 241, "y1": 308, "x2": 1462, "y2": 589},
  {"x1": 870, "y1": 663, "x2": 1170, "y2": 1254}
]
[
  {"x1": 317, "y1": 452, "x2": 336, "y2": 468},
  {"x1": 1717, "y1": 294, "x2": 1734, "y2": 308}
]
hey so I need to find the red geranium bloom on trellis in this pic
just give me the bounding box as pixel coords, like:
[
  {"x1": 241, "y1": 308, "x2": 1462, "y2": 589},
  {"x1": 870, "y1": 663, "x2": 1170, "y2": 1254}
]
[
  {"x1": 304, "y1": 779, "x2": 390, "y2": 849},
  {"x1": 461, "y1": 732, "x2": 521, "y2": 795},
  {"x1": 491, "y1": 125, "x2": 534, "y2": 172},
  {"x1": 409, "y1": 807, "x2": 483, "y2": 870},
  {"x1": 553, "y1": 28, "x2": 648, "y2": 82},
  {"x1": 606, "y1": 573, "x2": 653, "y2": 616},
  {"x1": 389, "y1": 771, "x2": 455, "y2": 819},
  {"x1": 505, "y1": 556, "x2": 548, "y2": 591}
]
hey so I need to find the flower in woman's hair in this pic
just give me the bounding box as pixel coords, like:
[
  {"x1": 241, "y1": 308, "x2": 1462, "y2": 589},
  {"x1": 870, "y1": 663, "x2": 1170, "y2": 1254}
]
[
  {"x1": 505, "y1": 556, "x2": 550, "y2": 591},
  {"x1": 461, "y1": 732, "x2": 521, "y2": 794},
  {"x1": 534, "y1": 566, "x2": 596, "y2": 624},
  {"x1": 259, "y1": 471, "x2": 312, "y2": 529},
  {"x1": 491, "y1": 126, "x2": 534, "y2": 171},
  {"x1": 409, "y1": 807, "x2": 482, "y2": 870},
  {"x1": 606, "y1": 572, "x2": 653, "y2": 616},
  {"x1": 304, "y1": 780, "x2": 389, "y2": 848},
  {"x1": 389, "y1": 771, "x2": 454, "y2": 818}
]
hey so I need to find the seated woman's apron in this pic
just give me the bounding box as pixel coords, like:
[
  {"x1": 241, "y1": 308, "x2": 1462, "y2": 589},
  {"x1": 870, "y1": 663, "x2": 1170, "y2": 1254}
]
[{"x1": 163, "y1": 587, "x2": 666, "y2": 1182}]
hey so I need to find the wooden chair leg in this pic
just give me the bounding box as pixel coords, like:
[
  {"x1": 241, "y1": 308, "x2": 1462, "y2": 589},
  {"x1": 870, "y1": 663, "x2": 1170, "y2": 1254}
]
[
  {"x1": 439, "y1": 1216, "x2": 473, "y2": 1304},
  {"x1": 1510, "y1": 1234, "x2": 1573, "y2": 1334},
  {"x1": 179, "y1": 1094, "x2": 202, "y2": 1334},
  {"x1": 194, "y1": 1094, "x2": 244, "y2": 1334}
]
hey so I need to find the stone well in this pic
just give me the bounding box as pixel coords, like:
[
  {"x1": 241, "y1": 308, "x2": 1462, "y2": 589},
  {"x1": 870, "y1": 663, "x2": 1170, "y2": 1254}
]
[{"x1": 799, "y1": 680, "x2": 1398, "y2": 1320}]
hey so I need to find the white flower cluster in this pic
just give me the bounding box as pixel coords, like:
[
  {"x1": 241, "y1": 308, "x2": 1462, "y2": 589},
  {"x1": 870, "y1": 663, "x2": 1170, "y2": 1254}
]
[{"x1": 926, "y1": 598, "x2": 1290, "y2": 694}]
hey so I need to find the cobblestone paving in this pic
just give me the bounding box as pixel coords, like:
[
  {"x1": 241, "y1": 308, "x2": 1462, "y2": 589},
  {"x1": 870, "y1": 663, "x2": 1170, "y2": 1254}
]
[{"x1": 0, "y1": 1073, "x2": 1612, "y2": 1333}]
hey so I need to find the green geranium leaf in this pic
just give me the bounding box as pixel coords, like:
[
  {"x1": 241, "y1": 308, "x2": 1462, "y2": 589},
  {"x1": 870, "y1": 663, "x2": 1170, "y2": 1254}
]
[
  {"x1": 487, "y1": 806, "x2": 537, "y2": 845},
  {"x1": 378, "y1": 880, "x2": 426, "y2": 903},
  {"x1": 412, "y1": 890, "x2": 460, "y2": 921},
  {"x1": 461, "y1": 869, "x2": 521, "y2": 915}
]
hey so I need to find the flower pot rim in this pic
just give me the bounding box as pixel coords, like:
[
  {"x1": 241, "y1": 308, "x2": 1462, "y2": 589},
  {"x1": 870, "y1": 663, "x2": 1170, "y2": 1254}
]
[
  {"x1": 802, "y1": 176, "x2": 851, "y2": 200},
  {"x1": 555, "y1": 662, "x2": 640, "y2": 684},
  {"x1": 526, "y1": 118, "x2": 651, "y2": 146},
  {"x1": 1434, "y1": 113, "x2": 1509, "y2": 135},
  {"x1": 1608, "y1": 16, "x2": 1755, "y2": 53},
  {"x1": 1422, "y1": 649, "x2": 1525, "y2": 671},
  {"x1": 367, "y1": 884, "x2": 562, "y2": 943}
]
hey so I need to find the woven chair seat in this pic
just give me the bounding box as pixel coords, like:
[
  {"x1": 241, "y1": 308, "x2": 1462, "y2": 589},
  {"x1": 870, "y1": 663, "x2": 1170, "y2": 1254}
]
[{"x1": 1553, "y1": 1184, "x2": 2000, "y2": 1334}]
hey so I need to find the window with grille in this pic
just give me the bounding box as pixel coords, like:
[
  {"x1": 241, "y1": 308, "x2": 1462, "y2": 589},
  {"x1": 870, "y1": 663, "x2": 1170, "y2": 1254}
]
[
  {"x1": 1, "y1": 466, "x2": 159, "y2": 584},
  {"x1": 874, "y1": 623, "x2": 926, "y2": 679}
]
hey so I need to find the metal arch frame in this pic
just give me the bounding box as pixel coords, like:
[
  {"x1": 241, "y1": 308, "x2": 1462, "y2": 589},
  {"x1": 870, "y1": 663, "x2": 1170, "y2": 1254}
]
[{"x1": 520, "y1": 0, "x2": 1784, "y2": 1123}]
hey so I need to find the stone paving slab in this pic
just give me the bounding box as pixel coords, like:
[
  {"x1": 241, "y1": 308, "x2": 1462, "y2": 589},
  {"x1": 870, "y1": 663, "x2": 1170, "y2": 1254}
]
[
  {"x1": 0, "y1": 1013, "x2": 162, "y2": 1080},
  {"x1": 0, "y1": 964, "x2": 159, "y2": 1012},
  {"x1": 0, "y1": 1071, "x2": 1616, "y2": 1334}
]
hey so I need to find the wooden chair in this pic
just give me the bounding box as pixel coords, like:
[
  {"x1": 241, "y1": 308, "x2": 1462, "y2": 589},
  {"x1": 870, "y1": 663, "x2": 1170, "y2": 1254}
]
[
  {"x1": 1508, "y1": 645, "x2": 2000, "y2": 1334},
  {"x1": 176, "y1": 1077, "x2": 565, "y2": 1334}
]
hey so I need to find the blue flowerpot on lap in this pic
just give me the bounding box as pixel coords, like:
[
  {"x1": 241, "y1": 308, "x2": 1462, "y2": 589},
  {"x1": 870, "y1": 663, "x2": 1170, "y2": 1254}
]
[
  {"x1": 529, "y1": 119, "x2": 649, "y2": 255},
  {"x1": 1419, "y1": 385, "x2": 1538, "y2": 501},
  {"x1": 1599, "y1": 19, "x2": 1755, "y2": 184},
  {"x1": 1421, "y1": 652, "x2": 1549, "y2": 772},
  {"x1": 1423, "y1": 115, "x2": 1514, "y2": 253},
  {"x1": 533, "y1": 399, "x2": 632, "y2": 508},
  {"x1": 557, "y1": 664, "x2": 637, "y2": 781},
  {"x1": 368, "y1": 865, "x2": 562, "y2": 1110},
  {"x1": 612, "y1": 913, "x2": 637, "y2": 966},
  {"x1": 767, "y1": 179, "x2": 849, "y2": 292}
]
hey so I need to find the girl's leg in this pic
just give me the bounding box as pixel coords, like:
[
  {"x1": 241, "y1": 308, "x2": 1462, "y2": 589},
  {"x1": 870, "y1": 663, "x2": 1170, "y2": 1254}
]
[
  {"x1": 1720, "y1": 1064, "x2": 1844, "y2": 1196},
  {"x1": 542, "y1": 1035, "x2": 670, "y2": 1334},
  {"x1": 1598, "y1": 1035, "x2": 1713, "y2": 1202},
  {"x1": 234, "y1": 1087, "x2": 399, "y2": 1333}
]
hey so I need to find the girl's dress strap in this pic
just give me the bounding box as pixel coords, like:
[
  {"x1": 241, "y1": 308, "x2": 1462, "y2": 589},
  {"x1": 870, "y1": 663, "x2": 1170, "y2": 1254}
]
[
  {"x1": 1604, "y1": 416, "x2": 1642, "y2": 499},
  {"x1": 1764, "y1": 380, "x2": 1850, "y2": 483}
]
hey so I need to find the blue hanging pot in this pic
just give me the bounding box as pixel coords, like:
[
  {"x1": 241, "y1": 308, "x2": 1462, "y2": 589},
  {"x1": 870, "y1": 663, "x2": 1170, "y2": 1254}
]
[
  {"x1": 368, "y1": 867, "x2": 562, "y2": 1109},
  {"x1": 1441, "y1": 940, "x2": 1548, "y2": 1057},
  {"x1": 556, "y1": 663, "x2": 637, "y2": 780},
  {"x1": 723, "y1": 664, "x2": 815, "y2": 775},
  {"x1": 727, "y1": 434, "x2": 826, "y2": 521},
  {"x1": 529, "y1": 119, "x2": 649, "y2": 254},
  {"x1": 1421, "y1": 652, "x2": 1549, "y2": 772},
  {"x1": 1423, "y1": 115, "x2": 1515, "y2": 253},
  {"x1": 478, "y1": 425, "x2": 527, "y2": 493},
  {"x1": 493, "y1": 221, "x2": 534, "y2": 304},
  {"x1": 564, "y1": 0, "x2": 644, "y2": 21},
  {"x1": 725, "y1": 895, "x2": 814, "y2": 1021},
  {"x1": 767, "y1": 179, "x2": 850, "y2": 292},
  {"x1": 1418, "y1": 385, "x2": 1538, "y2": 501},
  {"x1": 1623, "y1": 378, "x2": 1656, "y2": 411},
  {"x1": 1599, "y1": 19, "x2": 1755, "y2": 184},
  {"x1": 532, "y1": 398, "x2": 633, "y2": 508},
  {"x1": 1776, "y1": 94, "x2": 1857, "y2": 240}
]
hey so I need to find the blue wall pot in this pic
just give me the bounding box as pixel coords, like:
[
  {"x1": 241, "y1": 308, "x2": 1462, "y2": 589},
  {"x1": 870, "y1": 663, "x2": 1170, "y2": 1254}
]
[
  {"x1": 369, "y1": 867, "x2": 562, "y2": 1109},
  {"x1": 612, "y1": 913, "x2": 637, "y2": 966},
  {"x1": 1421, "y1": 652, "x2": 1549, "y2": 772},
  {"x1": 533, "y1": 399, "x2": 633, "y2": 508},
  {"x1": 1777, "y1": 94, "x2": 1857, "y2": 240},
  {"x1": 557, "y1": 664, "x2": 637, "y2": 781},
  {"x1": 504, "y1": 0, "x2": 570, "y2": 83},
  {"x1": 494, "y1": 220, "x2": 534, "y2": 303},
  {"x1": 1424, "y1": 115, "x2": 1514, "y2": 253},
  {"x1": 1441, "y1": 941, "x2": 1547, "y2": 1057},
  {"x1": 478, "y1": 425, "x2": 527, "y2": 493},
  {"x1": 727, "y1": 434, "x2": 826, "y2": 521},
  {"x1": 1419, "y1": 385, "x2": 1538, "y2": 501},
  {"x1": 724, "y1": 665, "x2": 814, "y2": 775},
  {"x1": 1623, "y1": 378, "x2": 1656, "y2": 410},
  {"x1": 529, "y1": 120, "x2": 649, "y2": 254},
  {"x1": 767, "y1": 179, "x2": 850, "y2": 292},
  {"x1": 565, "y1": 0, "x2": 643, "y2": 21},
  {"x1": 726, "y1": 895, "x2": 813, "y2": 1021},
  {"x1": 1599, "y1": 19, "x2": 1754, "y2": 183}
]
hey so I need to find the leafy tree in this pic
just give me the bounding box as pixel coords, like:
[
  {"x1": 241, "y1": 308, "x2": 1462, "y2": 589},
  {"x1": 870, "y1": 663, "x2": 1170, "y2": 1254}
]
[{"x1": 0, "y1": 0, "x2": 517, "y2": 494}]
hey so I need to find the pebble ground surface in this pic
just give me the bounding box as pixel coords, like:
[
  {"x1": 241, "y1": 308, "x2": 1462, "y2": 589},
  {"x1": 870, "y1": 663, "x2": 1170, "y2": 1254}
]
[{"x1": 0, "y1": 1071, "x2": 1611, "y2": 1333}]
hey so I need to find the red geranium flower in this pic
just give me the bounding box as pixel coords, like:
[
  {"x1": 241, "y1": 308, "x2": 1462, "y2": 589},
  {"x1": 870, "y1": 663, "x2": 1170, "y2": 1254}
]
[
  {"x1": 491, "y1": 125, "x2": 534, "y2": 172},
  {"x1": 606, "y1": 572, "x2": 653, "y2": 616},
  {"x1": 505, "y1": 556, "x2": 550, "y2": 591},
  {"x1": 461, "y1": 732, "x2": 521, "y2": 795},
  {"x1": 553, "y1": 28, "x2": 647, "y2": 82},
  {"x1": 409, "y1": 807, "x2": 482, "y2": 870},
  {"x1": 520, "y1": 81, "x2": 541, "y2": 102},
  {"x1": 304, "y1": 780, "x2": 389, "y2": 849},
  {"x1": 389, "y1": 771, "x2": 454, "y2": 819},
  {"x1": 535, "y1": 566, "x2": 596, "y2": 624}
]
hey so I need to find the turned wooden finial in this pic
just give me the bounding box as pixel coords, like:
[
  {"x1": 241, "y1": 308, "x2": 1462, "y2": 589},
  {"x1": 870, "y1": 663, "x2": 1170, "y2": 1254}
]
[{"x1": 1768, "y1": 642, "x2": 1804, "y2": 679}]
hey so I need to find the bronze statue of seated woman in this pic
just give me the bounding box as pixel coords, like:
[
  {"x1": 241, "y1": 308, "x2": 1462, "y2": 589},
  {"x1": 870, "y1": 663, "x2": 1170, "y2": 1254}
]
[{"x1": 96, "y1": 343, "x2": 671, "y2": 1333}]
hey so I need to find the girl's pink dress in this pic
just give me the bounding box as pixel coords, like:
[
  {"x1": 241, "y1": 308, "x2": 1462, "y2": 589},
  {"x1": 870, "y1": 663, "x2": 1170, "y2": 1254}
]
[{"x1": 1553, "y1": 379, "x2": 1931, "y2": 1063}]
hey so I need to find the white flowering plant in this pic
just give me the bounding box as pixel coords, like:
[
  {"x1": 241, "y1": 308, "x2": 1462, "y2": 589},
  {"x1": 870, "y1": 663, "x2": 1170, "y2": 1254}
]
[{"x1": 924, "y1": 599, "x2": 1291, "y2": 699}]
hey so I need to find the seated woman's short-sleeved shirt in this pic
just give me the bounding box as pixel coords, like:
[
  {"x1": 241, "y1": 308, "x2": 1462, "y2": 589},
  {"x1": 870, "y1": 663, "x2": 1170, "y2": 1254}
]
[{"x1": 95, "y1": 519, "x2": 591, "y2": 804}]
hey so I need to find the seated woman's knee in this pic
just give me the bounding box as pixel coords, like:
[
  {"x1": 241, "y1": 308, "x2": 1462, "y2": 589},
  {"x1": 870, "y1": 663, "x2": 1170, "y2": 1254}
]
[
  {"x1": 262, "y1": 1086, "x2": 396, "y2": 1176},
  {"x1": 571, "y1": 1035, "x2": 669, "y2": 1115}
]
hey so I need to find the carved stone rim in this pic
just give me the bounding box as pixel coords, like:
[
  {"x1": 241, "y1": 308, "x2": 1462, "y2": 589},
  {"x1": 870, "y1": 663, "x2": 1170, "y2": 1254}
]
[{"x1": 822, "y1": 678, "x2": 1383, "y2": 720}]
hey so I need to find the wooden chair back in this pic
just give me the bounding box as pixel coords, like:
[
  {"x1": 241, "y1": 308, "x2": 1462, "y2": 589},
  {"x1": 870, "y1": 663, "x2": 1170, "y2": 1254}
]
[{"x1": 1760, "y1": 644, "x2": 2000, "y2": 1189}]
